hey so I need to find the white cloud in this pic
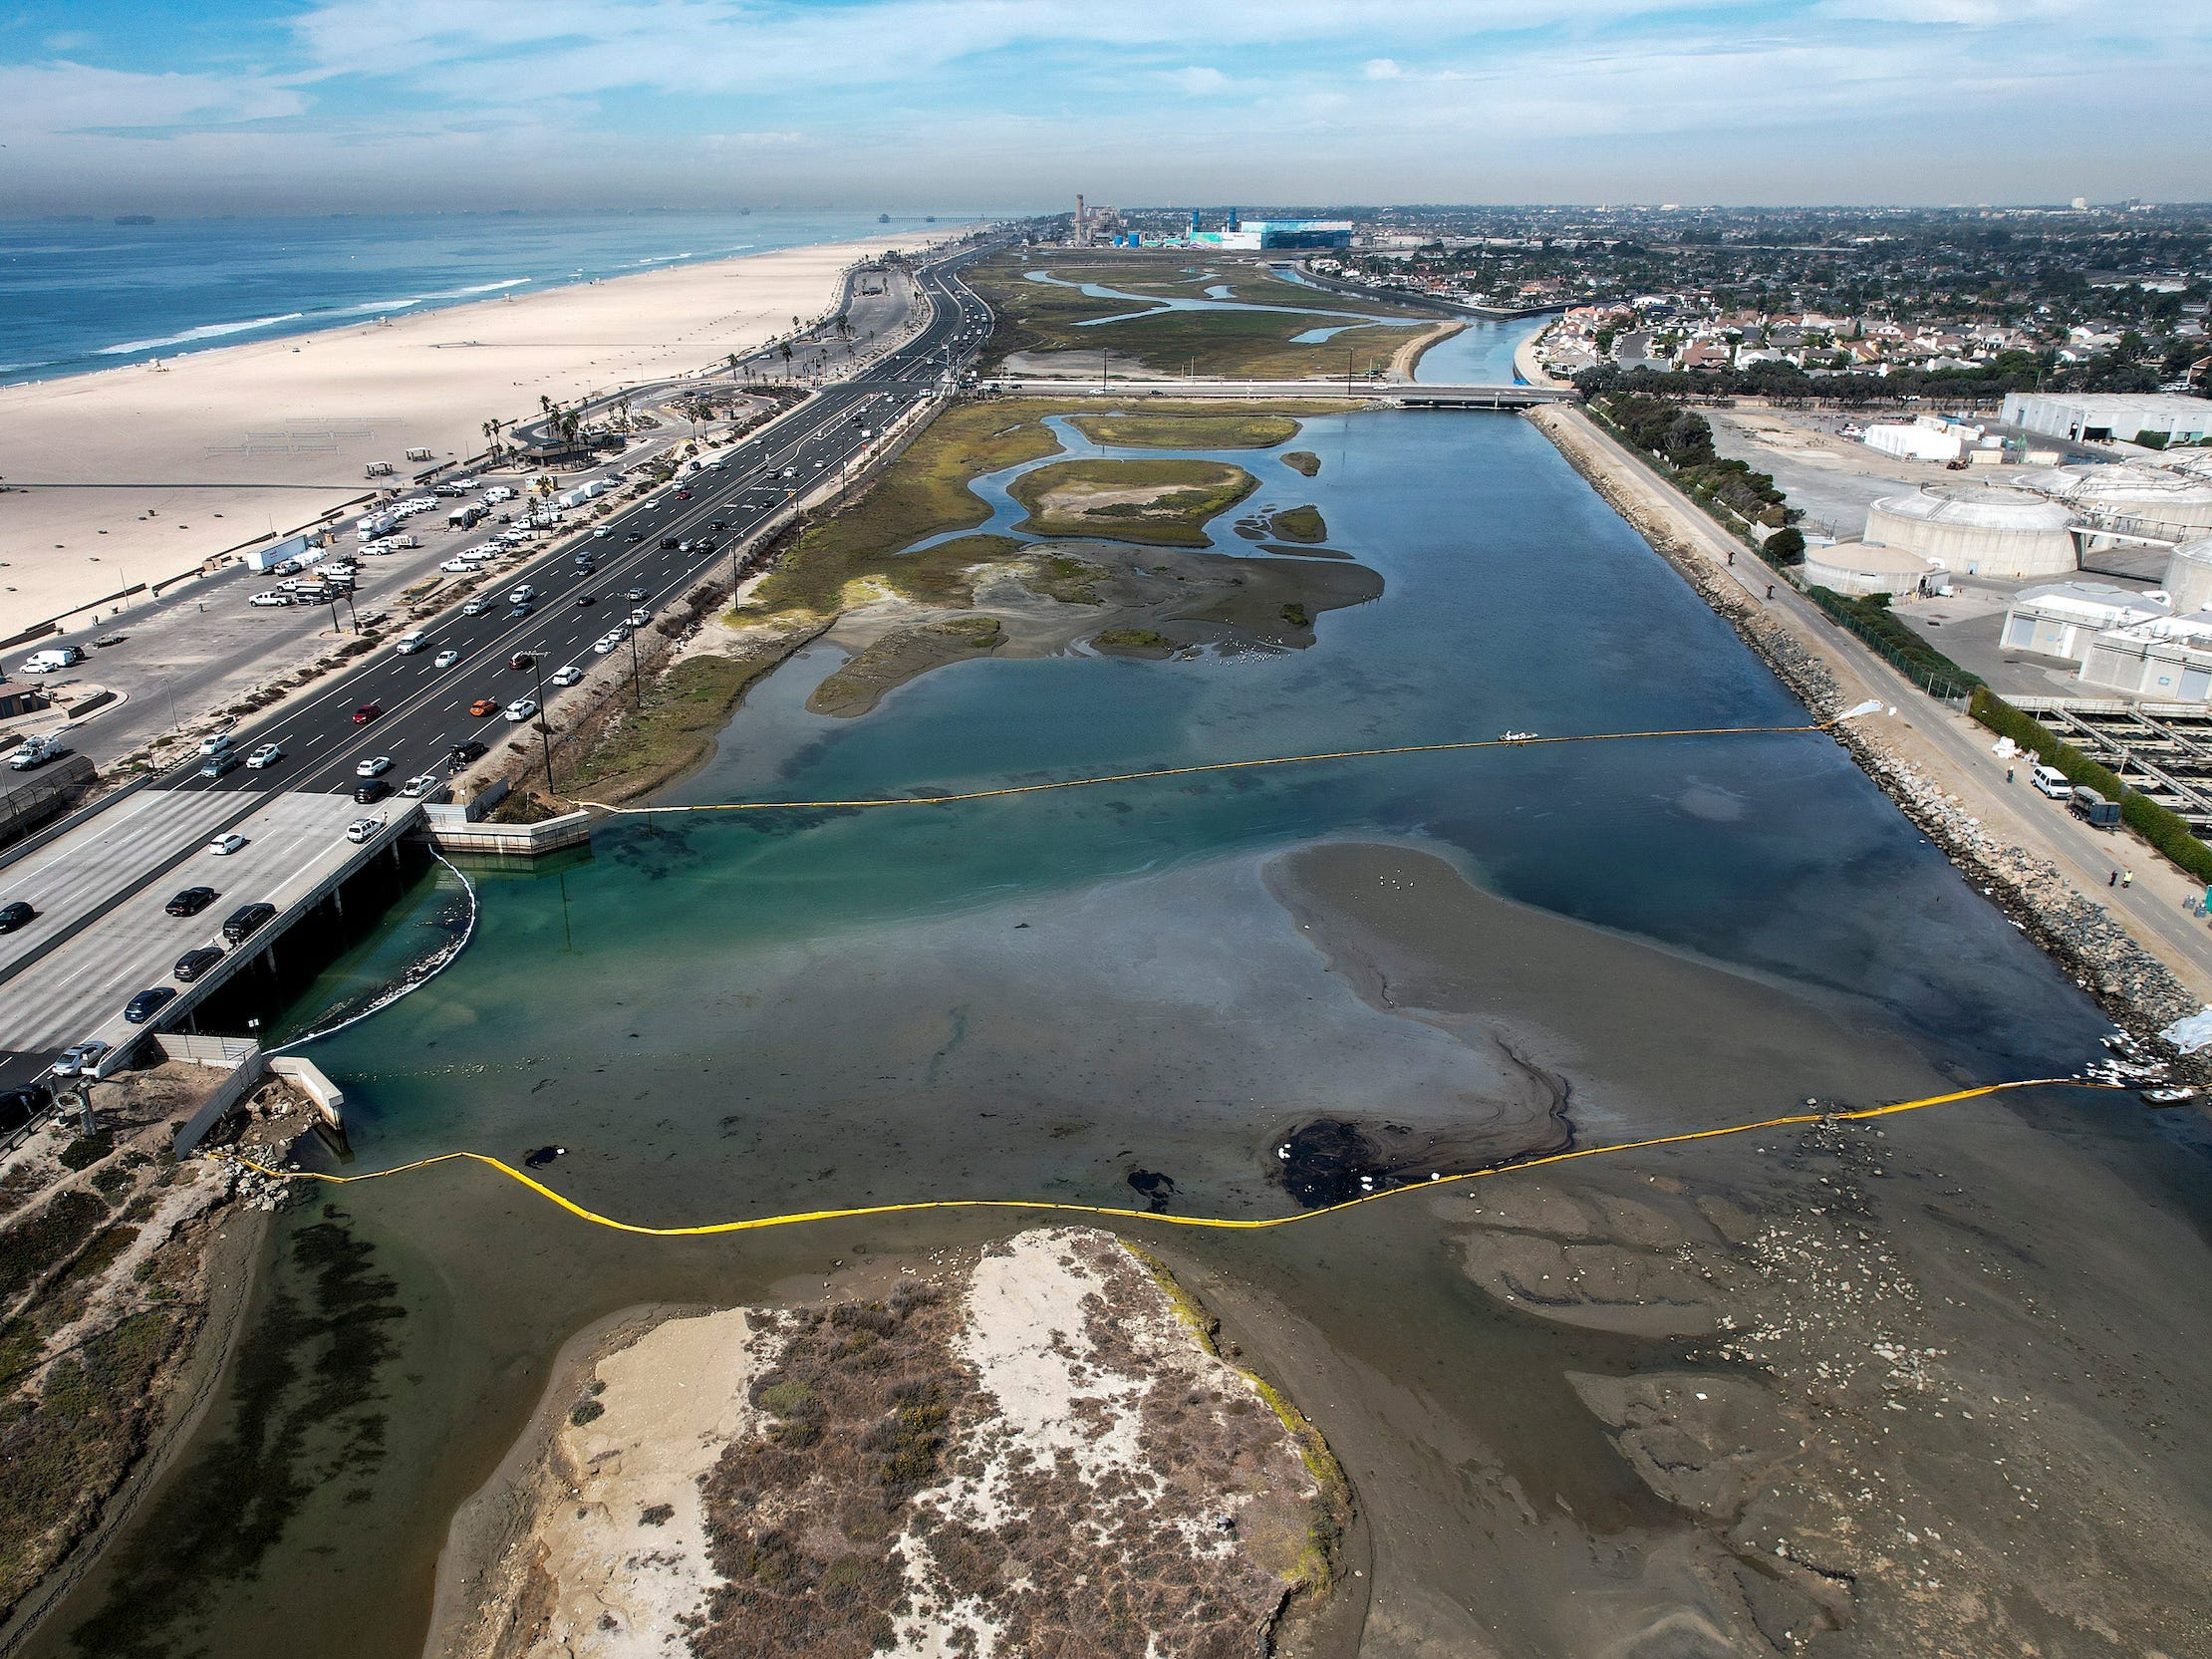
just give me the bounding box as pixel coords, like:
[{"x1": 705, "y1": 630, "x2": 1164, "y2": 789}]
[
  {"x1": 1166, "y1": 66, "x2": 1230, "y2": 94},
  {"x1": 1363, "y1": 58, "x2": 1404, "y2": 79},
  {"x1": 0, "y1": 62, "x2": 304, "y2": 137}
]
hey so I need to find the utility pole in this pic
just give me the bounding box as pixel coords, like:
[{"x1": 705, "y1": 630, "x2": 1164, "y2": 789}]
[{"x1": 527, "y1": 652, "x2": 554, "y2": 792}]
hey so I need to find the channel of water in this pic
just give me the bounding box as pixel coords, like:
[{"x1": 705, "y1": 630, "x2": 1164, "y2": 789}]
[{"x1": 22, "y1": 404, "x2": 2204, "y2": 1659}]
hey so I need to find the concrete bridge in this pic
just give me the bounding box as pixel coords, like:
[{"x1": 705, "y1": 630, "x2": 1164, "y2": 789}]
[{"x1": 984, "y1": 377, "x2": 1570, "y2": 409}]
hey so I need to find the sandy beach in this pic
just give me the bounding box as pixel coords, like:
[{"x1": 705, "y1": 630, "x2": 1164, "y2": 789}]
[{"x1": 0, "y1": 231, "x2": 942, "y2": 636}]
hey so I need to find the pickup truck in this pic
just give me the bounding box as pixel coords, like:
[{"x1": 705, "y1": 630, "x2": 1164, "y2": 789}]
[{"x1": 7, "y1": 734, "x2": 68, "y2": 771}]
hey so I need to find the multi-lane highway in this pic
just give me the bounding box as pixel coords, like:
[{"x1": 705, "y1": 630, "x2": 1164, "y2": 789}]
[
  {"x1": 0, "y1": 245, "x2": 995, "y2": 1096},
  {"x1": 149, "y1": 252, "x2": 991, "y2": 805}
]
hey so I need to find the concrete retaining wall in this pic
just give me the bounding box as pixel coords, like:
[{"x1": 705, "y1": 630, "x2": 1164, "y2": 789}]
[
  {"x1": 425, "y1": 807, "x2": 592, "y2": 857},
  {"x1": 170, "y1": 1052, "x2": 346, "y2": 1153}
]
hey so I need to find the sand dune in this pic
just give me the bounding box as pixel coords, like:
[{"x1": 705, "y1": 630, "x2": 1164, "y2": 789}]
[{"x1": 0, "y1": 231, "x2": 941, "y2": 635}]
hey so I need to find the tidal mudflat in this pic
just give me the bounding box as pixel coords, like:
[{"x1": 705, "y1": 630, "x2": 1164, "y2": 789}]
[{"x1": 22, "y1": 407, "x2": 2211, "y2": 1659}]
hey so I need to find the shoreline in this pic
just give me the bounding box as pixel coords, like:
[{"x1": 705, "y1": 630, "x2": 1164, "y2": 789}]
[
  {"x1": 1513, "y1": 323, "x2": 1565, "y2": 389},
  {"x1": 0, "y1": 228, "x2": 951, "y2": 631},
  {"x1": 1527, "y1": 401, "x2": 2211, "y2": 1070}
]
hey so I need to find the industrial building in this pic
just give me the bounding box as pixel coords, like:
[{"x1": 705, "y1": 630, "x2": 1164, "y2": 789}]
[
  {"x1": 2000, "y1": 392, "x2": 2212, "y2": 448},
  {"x1": 1996, "y1": 537, "x2": 2212, "y2": 703},
  {"x1": 1180, "y1": 210, "x2": 1353, "y2": 251},
  {"x1": 1861, "y1": 485, "x2": 2078, "y2": 578},
  {"x1": 2000, "y1": 581, "x2": 2171, "y2": 663}
]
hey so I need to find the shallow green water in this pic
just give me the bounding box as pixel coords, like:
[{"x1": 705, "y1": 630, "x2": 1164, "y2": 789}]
[{"x1": 27, "y1": 407, "x2": 2186, "y2": 1659}]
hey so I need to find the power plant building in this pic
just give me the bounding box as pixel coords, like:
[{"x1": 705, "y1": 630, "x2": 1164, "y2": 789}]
[
  {"x1": 2000, "y1": 392, "x2": 2212, "y2": 448},
  {"x1": 1861, "y1": 485, "x2": 2078, "y2": 578},
  {"x1": 1998, "y1": 538, "x2": 2212, "y2": 703}
]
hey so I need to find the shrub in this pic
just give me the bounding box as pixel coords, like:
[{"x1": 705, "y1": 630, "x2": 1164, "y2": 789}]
[
  {"x1": 1763, "y1": 527, "x2": 1806, "y2": 565},
  {"x1": 1806, "y1": 586, "x2": 1982, "y2": 690}
]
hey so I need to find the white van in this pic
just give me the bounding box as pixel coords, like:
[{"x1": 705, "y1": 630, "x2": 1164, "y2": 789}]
[
  {"x1": 394, "y1": 630, "x2": 430, "y2": 655},
  {"x1": 17, "y1": 647, "x2": 84, "y2": 675},
  {"x1": 2030, "y1": 764, "x2": 2072, "y2": 800}
]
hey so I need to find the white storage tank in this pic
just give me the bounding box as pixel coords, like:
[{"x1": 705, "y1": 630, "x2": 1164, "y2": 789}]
[
  {"x1": 2164, "y1": 536, "x2": 2212, "y2": 614},
  {"x1": 1863, "y1": 485, "x2": 2077, "y2": 578},
  {"x1": 2011, "y1": 464, "x2": 2212, "y2": 535}
]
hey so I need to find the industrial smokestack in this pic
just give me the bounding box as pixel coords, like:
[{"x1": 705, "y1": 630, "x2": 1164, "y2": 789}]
[{"x1": 1075, "y1": 193, "x2": 1087, "y2": 247}]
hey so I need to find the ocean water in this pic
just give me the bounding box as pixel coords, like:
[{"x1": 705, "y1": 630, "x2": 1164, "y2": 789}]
[
  {"x1": 0, "y1": 210, "x2": 978, "y2": 386},
  {"x1": 27, "y1": 407, "x2": 2205, "y2": 1659}
]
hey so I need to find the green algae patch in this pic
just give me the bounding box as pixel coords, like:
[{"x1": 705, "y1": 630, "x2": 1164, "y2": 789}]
[
  {"x1": 1009, "y1": 458, "x2": 1258, "y2": 547},
  {"x1": 1070, "y1": 413, "x2": 1300, "y2": 450},
  {"x1": 1094, "y1": 627, "x2": 1176, "y2": 657},
  {"x1": 1019, "y1": 552, "x2": 1108, "y2": 605}
]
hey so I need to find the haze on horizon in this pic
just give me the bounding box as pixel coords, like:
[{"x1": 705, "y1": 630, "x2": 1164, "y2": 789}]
[{"x1": 1, "y1": 0, "x2": 2208, "y2": 216}]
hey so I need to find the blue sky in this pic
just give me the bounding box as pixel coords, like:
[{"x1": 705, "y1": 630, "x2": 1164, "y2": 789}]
[{"x1": 1, "y1": 0, "x2": 2206, "y2": 213}]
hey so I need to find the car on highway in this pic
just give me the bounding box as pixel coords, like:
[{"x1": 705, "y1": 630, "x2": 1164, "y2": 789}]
[
  {"x1": 164, "y1": 887, "x2": 217, "y2": 918},
  {"x1": 199, "y1": 751, "x2": 240, "y2": 779},
  {"x1": 508, "y1": 652, "x2": 535, "y2": 671},
  {"x1": 246, "y1": 742, "x2": 284, "y2": 769},
  {"x1": 503, "y1": 697, "x2": 539, "y2": 722},
  {"x1": 677, "y1": 488, "x2": 692, "y2": 499},
  {"x1": 353, "y1": 778, "x2": 394, "y2": 804},
  {"x1": 346, "y1": 815, "x2": 386, "y2": 843},
  {"x1": 52, "y1": 1040, "x2": 109, "y2": 1078},
  {"x1": 574, "y1": 593, "x2": 596, "y2": 607},
  {"x1": 592, "y1": 634, "x2": 621, "y2": 655},
  {"x1": 507, "y1": 600, "x2": 535, "y2": 619},
  {"x1": 468, "y1": 696, "x2": 500, "y2": 717},
  {"x1": 709, "y1": 519, "x2": 727, "y2": 531},
  {"x1": 549, "y1": 665, "x2": 582, "y2": 687},
  {"x1": 627, "y1": 531, "x2": 646, "y2": 542},
  {"x1": 250, "y1": 591, "x2": 294, "y2": 607},
  {"x1": 123, "y1": 986, "x2": 177, "y2": 1024},
  {"x1": 199, "y1": 732, "x2": 237, "y2": 756},
  {"x1": 461, "y1": 597, "x2": 491, "y2": 616},
  {"x1": 433, "y1": 650, "x2": 460, "y2": 670},
  {"x1": 0, "y1": 900, "x2": 34, "y2": 933},
  {"x1": 352, "y1": 702, "x2": 383, "y2": 723},
  {"x1": 696, "y1": 538, "x2": 716, "y2": 553},
  {"x1": 446, "y1": 741, "x2": 487, "y2": 773},
  {"x1": 221, "y1": 902, "x2": 276, "y2": 944},
  {"x1": 400, "y1": 773, "x2": 440, "y2": 799},
  {"x1": 626, "y1": 586, "x2": 648, "y2": 602},
  {"x1": 659, "y1": 536, "x2": 679, "y2": 550},
  {"x1": 207, "y1": 832, "x2": 247, "y2": 856},
  {"x1": 628, "y1": 607, "x2": 652, "y2": 627},
  {"x1": 355, "y1": 755, "x2": 393, "y2": 778},
  {"x1": 592, "y1": 527, "x2": 611, "y2": 538},
  {"x1": 507, "y1": 585, "x2": 536, "y2": 605},
  {"x1": 172, "y1": 946, "x2": 224, "y2": 983}
]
